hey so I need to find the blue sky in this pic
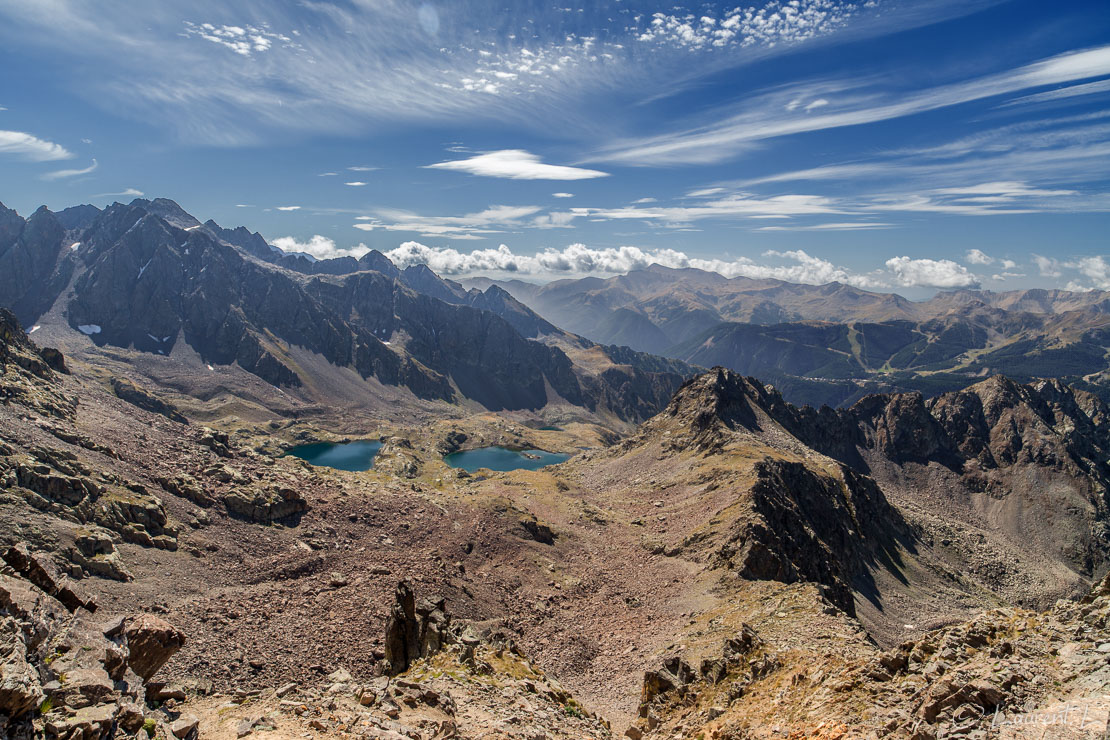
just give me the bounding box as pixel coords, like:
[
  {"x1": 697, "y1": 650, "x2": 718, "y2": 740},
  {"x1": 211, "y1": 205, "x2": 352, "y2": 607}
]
[{"x1": 1, "y1": 0, "x2": 1108, "y2": 295}]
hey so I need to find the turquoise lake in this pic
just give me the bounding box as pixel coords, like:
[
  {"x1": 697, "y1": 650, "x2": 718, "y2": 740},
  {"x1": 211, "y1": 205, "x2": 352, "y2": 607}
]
[
  {"x1": 444, "y1": 446, "x2": 570, "y2": 472},
  {"x1": 284, "y1": 440, "x2": 382, "y2": 471}
]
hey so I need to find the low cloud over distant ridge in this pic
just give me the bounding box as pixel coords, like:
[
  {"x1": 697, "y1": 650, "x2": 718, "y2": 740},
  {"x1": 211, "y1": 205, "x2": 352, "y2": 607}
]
[
  {"x1": 267, "y1": 236, "x2": 1110, "y2": 291},
  {"x1": 379, "y1": 241, "x2": 887, "y2": 288}
]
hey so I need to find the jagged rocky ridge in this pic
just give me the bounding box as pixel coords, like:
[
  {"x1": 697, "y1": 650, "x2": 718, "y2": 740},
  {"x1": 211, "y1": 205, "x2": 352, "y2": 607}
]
[
  {"x1": 621, "y1": 368, "x2": 1110, "y2": 614},
  {"x1": 0, "y1": 197, "x2": 693, "y2": 421}
]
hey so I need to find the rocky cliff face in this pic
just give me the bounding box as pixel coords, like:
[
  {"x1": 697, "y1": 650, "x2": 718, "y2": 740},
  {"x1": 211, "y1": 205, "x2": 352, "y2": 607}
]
[
  {"x1": 0, "y1": 205, "x2": 75, "y2": 327},
  {"x1": 621, "y1": 367, "x2": 1110, "y2": 618}
]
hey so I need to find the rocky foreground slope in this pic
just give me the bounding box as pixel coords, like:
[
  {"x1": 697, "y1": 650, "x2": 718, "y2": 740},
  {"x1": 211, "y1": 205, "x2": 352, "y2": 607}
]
[{"x1": 0, "y1": 308, "x2": 1108, "y2": 738}]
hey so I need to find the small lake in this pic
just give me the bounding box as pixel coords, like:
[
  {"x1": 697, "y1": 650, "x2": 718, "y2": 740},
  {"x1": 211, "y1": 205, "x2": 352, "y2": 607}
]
[
  {"x1": 444, "y1": 446, "x2": 569, "y2": 473},
  {"x1": 284, "y1": 440, "x2": 382, "y2": 472}
]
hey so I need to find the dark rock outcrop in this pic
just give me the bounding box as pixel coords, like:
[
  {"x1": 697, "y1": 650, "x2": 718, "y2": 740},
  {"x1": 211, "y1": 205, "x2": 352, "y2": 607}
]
[
  {"x1": 383, "y1": 581, "x2": 452, "y2": 675},
  {"x1": 110, "y1": 377, "x2": 187, "y2": 423},
  {"x1": 0, "y1": 552, "x2": 183, "y2": 738}
]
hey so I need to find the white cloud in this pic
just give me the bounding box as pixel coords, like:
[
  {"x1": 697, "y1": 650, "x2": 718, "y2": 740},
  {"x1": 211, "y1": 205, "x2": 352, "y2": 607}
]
[
  {"x1": 347, "y1": 166, "x2": 377, "y2": 172},
  {"x1": 235, "y1": 203, "x2": 253, "y2": 207},
  {"x1": 92, "y1": 188, "x2": 143, "y2": 198},
  {"x1": 756, "y1": 221, "x2": 892, "y2": 231},
  {"x1": 1002, "y1": 78, "x2": 1110, "y2": 108},
  {"x1": 552, "y1": 192, "x2": 575, "y2": 198},
  {"x1": 965, "y1": 248, "x2": 993, "y2": 264},
  {"x1": 0, "y1": 130, "x2": 73, "y2": 161},
  {"x1": 583, "y1": 192, "x2": 843, "y2": 223},
  {"x1": 354, "y1": 204, "x2": 542, "y2": 240},
  {"x1": 182, "y1": 22, "x2": 294, "y2": 57},
  {"x1": 378, "y1": 240, "x2": 883, "y2": 288},
  {"x1": 318, "y1": 172, "x2": 338, "y2": 177},
  {"x1": 345, "y1": 181, "x2": 367, "y2": 187},
  {"x1": 425, "y1": 150, "x2": 609, "y2": 180},
  {"x1": 804, "y1": 98, "x2": 829, "y2": 112},
  {"x1": 41, "y1": 158, "x2": 97, "y2": 180},
  {"x1": 886, "y1": 256, "x2": 979, "y2": 288},
  {"x1": 271, "y1": 235, "x2": 370, "y2": 260},
  {"x1": 275, "y1": 205, "x2": 301, "y2": 211},
  {"x1": 0, "y1": 0, "x2": 999, "y2": 148},
  {"x1": 635, "y1": 1, "x2": 862, "y2": 50},
  {"x1": 1033, "y1": 254, "x2": 1062, "y2": 277},
  {"x1": 595, "y1": 44, "x2": 1110, "y2": 165},
  {"x1": 1069, "y1": 256, "x2": 1110, "y2": 290}
]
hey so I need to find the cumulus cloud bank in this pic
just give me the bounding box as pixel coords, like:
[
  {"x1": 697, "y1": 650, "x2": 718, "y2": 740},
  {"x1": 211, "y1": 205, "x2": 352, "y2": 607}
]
[
  {"x1": 271, "y1": 235, "x2": 370, "y2": 260},
  {"x1": 886, "y1": 256, "x2": 979, "y2": 288},
  {"x1": 377, "y1": 241, "x2": 885, "y2": 288}
]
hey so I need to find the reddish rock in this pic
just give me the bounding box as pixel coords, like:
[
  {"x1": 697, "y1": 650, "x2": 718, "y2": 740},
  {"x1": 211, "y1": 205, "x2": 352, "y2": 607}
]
[{"x1": 125, "y1": 615, "x2": 185, "y2": 681}]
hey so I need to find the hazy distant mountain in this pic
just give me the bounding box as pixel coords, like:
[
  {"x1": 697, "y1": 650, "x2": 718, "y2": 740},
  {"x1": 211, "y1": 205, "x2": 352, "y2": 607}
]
[
  {"x1": 0, "y1": 198, "x2": 693, "y2": 421},
  {"x1": 469, "y1": 266, "x2": 1110, "y2": 406}
]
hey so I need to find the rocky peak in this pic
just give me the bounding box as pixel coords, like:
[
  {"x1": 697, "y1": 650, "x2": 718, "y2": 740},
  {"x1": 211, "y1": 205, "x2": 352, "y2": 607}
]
[
  {"x1": 203, "y1": 219, "x2": 275, "y2": 261},
  {"x1": 55, "y1": 204, "x2": 101, "y2": 233},
  {"x1": 128, "y1": 197, "x2": 201, "y2": 230},
  {"x1": 356, "y1": 249, "x2": 400, "y2": 278},
  {"x1": 644, "y1": 367, "x2": 784, "y2": 452},
  {"x1": 0, "y1": 201, "x2": 24, "y2": 247}
]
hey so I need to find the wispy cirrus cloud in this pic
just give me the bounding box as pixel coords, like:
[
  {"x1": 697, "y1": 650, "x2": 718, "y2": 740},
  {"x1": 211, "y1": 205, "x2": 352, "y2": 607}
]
[
  {"x1": 0, "y1": 130, "x2": 73, "y2": 161},
  {"x1": 0, "y1": 0, "x2": 1001, "y2": 145},
  {"x1": 354, "y1": 204, "x2": 542, "y2": 240},
  {"x1": 41, "y1": 158, "x2": 97, "y2": 180},
  {"x1": 425, "y1": 150, "x2": 609, "y2": 181},
  {"x1": 92, "y1": 187, "x2": 143, "y2": 198},
  {"x1": 594, "y1": 45, "x2": 1110, "y2": 165}
]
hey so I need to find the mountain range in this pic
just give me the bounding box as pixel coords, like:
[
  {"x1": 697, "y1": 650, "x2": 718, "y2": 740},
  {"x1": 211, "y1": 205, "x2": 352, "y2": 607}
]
[
  {"x1": 1, "y1": 300, "x2": 1107, "y2": 737},
  {"x1": 0, "y1": 197, "x2": 691, "y2": 424},
  {"x1": 468, "y1": 267, "x2": 1110, "y2": 406}
]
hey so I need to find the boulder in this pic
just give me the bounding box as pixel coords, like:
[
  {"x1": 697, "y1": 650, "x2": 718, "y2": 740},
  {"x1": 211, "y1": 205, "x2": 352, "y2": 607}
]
[{"x1": 124, "y1": 615, "x2": 186, "y2": 681}]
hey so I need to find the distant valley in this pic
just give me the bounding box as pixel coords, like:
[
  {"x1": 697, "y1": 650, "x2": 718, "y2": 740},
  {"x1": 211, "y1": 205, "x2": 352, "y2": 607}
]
[{"x1": 468, "y1": 267, "x2": 1110, "y2": 406}]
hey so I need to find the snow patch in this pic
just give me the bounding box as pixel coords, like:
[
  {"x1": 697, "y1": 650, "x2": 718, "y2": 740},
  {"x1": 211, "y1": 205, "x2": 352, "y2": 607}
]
[
  {"x1": 382, "y1": 341, "x2": 391, "y2": 346},
  {"x1": 184, "y1": 225, "x2": 201, "y2": 231},
  {"x1": 137, "y1": 257, "x2": 153, "y2": 280},
  {"x1": 207, "y1": 364, "x2": 214, "y2": 371},
  {"x1": 69, "y1": 242, "x2": 81, "y2": 251},
  {"x1": 78, "y1": 324, "x2": 101, "y2": 335},
  {"x1": 28, "y1": 325, "x2": 40, "y2": 334}
]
